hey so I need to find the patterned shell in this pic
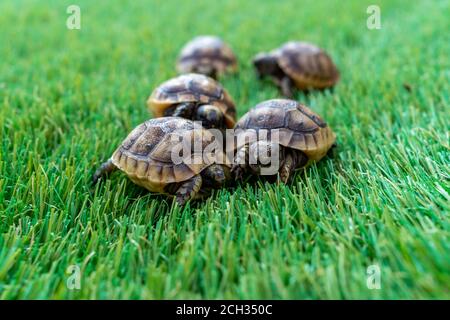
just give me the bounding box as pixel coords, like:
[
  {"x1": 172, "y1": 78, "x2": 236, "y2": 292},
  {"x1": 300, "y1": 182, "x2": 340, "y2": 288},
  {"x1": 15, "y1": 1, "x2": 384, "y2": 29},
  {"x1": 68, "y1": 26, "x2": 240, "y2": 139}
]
[
  {"x1": 235, "y1": 99, "x2": 336, "y2": 161},
  {"x1": 276, "y1": 41, "x2": 339, "y2": 90},
  {"x1": 147, "y1": 73, "x2": 236, "y2": 128},
  {"x1": 176, "y1": 36, "x2": 238, "y2": 75},
  {"x1": 111, "y1": 117, "x2": 229, "y2": 193}
]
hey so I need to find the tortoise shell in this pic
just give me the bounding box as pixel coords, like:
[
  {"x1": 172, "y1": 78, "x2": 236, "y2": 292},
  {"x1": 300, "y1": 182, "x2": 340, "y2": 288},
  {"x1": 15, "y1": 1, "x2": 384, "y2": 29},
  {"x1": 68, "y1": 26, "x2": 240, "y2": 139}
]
[
  {"x1": 276, "y1": 41, "x2": 339, "y2": 90},
  {"x1": 235, "y1": 99, "x2": 336, "y2": 161},
  {"x1": 111, "y1": 117, "x2": 228, "y2": 193},
  {"x1": 177, "y1": 36, "x2": 238, "y2": 76},
  {"x1": 147, "y1": 73, "x2": 236, "y2": 128}
]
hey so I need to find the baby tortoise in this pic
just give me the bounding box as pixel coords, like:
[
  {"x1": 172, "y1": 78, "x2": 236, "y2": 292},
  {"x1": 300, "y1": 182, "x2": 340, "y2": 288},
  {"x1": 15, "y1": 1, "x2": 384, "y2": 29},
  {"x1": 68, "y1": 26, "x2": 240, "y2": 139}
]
[
  {"x1": 253, "y1": 41, "x2": 340, "y2": 98},
  {"x1": 232, "y1": 99, "x2": 336, "y2": 183},
  {"x1": 177, "y1": 35, "x2": 238, "y2": 79},
  {"x1": 147, "y1": 73, "x2": 236, "y2": 129},
  {"x1": 93, "y1": 117, "x2": 231, "y2": 206}
]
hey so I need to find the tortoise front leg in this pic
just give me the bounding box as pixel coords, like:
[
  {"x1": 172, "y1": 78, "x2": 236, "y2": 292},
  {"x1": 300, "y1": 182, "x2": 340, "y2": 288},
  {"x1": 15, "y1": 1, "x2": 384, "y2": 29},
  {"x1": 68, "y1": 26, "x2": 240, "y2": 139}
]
[
  {"x1": 280, "y1": 76, "x2": 295, "y2": 99},
  {"x1": 231, "y1": 144, "x2": 249, "y2": 181},
  {"x1": 171, "y1": 102, "x2": 196, "y2": 119},
  {"x1": 92, "y1": 159, "x2": 117, "y2": 184},
  {"x1": 175, "y1": 174, "x2": 203, "y2": 206},
  {"x1": 194, "y1": 64, "x2": 217, "y2": 79},
  {"x1": 278, "y1": 150, "x2": 307, "y2": 184}
]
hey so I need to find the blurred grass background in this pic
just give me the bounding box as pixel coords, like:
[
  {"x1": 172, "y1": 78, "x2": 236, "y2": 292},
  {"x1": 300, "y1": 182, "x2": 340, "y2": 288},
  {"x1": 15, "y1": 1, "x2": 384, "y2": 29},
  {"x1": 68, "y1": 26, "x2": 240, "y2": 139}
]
[{"x1": 0, "y1": 0, "x2": 449, "y2": 299}]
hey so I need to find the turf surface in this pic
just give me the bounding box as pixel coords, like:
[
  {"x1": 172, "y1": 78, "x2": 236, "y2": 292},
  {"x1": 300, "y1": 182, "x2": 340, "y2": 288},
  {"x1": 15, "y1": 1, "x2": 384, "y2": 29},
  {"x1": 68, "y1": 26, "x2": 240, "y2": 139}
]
[{"x1": 0, "y1": 0, "x2": 449, "y2": 299}]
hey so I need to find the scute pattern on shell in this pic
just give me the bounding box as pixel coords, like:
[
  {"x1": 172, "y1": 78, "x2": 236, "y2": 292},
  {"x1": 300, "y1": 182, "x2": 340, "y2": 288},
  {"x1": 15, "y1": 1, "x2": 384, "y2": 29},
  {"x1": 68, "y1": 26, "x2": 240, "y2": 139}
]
[
  {"x1": 235, "y1": 99, "x2": 336, "y2": 161},
  {"x1": 110, "y1": 117, "x2": 228, "y2": 192},
  {"x1": 277, "y1": 41, "x2": 339, "y2": 89},
  {"x1": 147, "y1": 73, "x2": 236, "y2": 128},
  {"x1": 177, "y1": 36, "x2": 238, "y2": 75}
]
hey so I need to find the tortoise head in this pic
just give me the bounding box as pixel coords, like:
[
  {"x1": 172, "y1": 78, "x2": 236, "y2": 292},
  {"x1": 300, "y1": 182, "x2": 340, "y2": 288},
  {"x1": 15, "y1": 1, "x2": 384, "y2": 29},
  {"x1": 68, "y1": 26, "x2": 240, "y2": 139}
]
[
  {"x1": 253, "y1": 52, "x2": 279, "y2": 78},
  {"x1": 202, "y1": 164, "x2": 231, "y2": 189},
  {"x1": 248, "y1": 140, "x2": 283, "y2": 176},
  {"x1": 195, "y1": 104, "x2": 225, "y2": 130},
  {"x1": 193, "y1": 64, "x2": 217, "y2": 79}
]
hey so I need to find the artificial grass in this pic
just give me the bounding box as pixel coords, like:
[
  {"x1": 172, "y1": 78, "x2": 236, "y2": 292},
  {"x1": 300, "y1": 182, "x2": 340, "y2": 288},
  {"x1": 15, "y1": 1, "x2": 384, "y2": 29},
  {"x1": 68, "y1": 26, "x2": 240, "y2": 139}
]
[{"x1": 0, "y1": 0, "x2": 449, "y2": 299}]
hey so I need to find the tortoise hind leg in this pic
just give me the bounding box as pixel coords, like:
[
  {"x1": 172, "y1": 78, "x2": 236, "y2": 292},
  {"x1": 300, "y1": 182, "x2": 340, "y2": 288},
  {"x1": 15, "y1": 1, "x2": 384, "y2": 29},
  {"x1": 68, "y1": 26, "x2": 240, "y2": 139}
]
[
  {"x1": 280, "y1": 76, "x2": 295, "y2": 99},
  {"x1": 231, "y1": 144, "x2": 249, "y2": 181},
  {"x1": 175, "y1": 175, "x2": 202, "y2": 206},
  {"x1": 92, "y1": 159, "x2": 117, "y2": 184},
  {"x1": 279, "y1": 150, "x2": 308, "y2": 184},
  {"x1": 326, "y1": 142, "x2": 338, "y2": 158}
]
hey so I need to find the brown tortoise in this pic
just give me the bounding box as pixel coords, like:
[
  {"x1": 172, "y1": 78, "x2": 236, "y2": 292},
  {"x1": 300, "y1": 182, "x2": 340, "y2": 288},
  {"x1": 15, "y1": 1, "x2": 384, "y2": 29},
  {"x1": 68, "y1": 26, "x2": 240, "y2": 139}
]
[
  {"x1": 176, "y1": 36, "x2": 238, "y2": 79},
  {"x1": 147, "y1": 73, "x2": 236, "y2": 130},
  {"x1": 253, "y1": 41, "x2": 340, "y2": 98},
  {"x1": 232, "y1": 99, "x2": 336, "y2": 183},
  {"x1": 93, "y1": 117, "x2": 231, "y2": 206}
]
